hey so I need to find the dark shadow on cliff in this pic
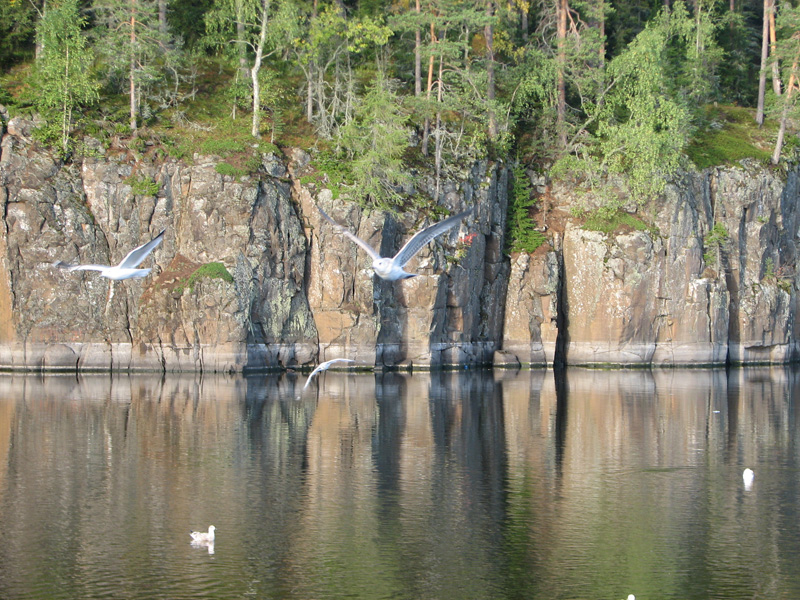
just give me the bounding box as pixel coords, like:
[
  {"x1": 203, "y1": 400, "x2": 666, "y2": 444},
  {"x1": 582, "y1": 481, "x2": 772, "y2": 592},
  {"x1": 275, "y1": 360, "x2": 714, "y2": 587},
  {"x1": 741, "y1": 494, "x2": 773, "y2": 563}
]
[{"x1": 374, "y1": 214, "x2": 409, "y2": 367}]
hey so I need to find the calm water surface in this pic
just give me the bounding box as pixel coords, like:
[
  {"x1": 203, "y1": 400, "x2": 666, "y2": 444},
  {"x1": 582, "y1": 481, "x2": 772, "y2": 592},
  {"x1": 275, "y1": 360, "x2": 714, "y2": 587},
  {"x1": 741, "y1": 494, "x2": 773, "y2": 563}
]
[{"x1": 0, "y1": 367, "x2": 798, "y2": 599}]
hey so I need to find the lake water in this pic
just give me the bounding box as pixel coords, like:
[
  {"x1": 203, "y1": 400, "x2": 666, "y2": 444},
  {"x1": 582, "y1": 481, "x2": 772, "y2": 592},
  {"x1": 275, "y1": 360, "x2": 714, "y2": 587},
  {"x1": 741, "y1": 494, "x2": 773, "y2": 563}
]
[{"x1": 0, "y1": 367, "x2": 798, "y2": 599}]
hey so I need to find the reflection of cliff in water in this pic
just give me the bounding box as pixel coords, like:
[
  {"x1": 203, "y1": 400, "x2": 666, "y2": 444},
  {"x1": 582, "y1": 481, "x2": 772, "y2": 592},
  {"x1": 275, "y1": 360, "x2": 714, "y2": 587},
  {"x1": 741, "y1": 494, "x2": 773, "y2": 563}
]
[{"x1": 0, "y1": 369, "x2": 799, "y2": 598}]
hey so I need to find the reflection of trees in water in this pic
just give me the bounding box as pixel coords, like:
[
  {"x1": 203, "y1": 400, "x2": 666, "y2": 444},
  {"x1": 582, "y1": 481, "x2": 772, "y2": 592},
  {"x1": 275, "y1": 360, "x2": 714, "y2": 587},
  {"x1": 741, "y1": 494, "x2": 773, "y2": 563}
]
[{"x1": 1, "y1": 368, "x2": 800, "y2": 598}]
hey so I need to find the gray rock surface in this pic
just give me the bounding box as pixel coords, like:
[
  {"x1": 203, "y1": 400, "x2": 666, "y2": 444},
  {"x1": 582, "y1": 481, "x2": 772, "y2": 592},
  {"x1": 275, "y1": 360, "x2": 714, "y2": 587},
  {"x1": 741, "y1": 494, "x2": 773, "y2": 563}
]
[{"x1": 1, "y1": 118, "x2": 799, "y2": 370}]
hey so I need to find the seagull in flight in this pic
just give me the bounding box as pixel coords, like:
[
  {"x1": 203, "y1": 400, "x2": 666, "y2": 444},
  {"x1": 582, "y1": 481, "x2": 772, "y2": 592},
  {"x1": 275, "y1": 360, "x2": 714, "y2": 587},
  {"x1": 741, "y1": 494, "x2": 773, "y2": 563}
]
[
  {"x1": 303, "y1": 358, "x2": 355, "y2": 390},
  {"x1": 317, "y1": 207, "x2": 473, "y2": 280},
  {"x1": 54, "y1": 230, "x2": 165, "y2": 280}
]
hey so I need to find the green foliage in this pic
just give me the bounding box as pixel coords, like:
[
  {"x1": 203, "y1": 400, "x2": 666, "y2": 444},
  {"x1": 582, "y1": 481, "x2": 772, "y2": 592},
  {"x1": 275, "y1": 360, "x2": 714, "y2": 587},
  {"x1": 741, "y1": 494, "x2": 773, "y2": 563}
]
[
  {"x1": 93, "y1": 0, "x2": 176, "y2": 130},
  {"x1": 703, "y1": 222, "x2": 729, "y2": 265},
  {"x1": 687, "y1": 105, "x2": 774, "y2": 168},
  {"x1": 215, "y1": 162, "x2": 245, "y2": 178},
  {"x1": 300, "y1": 152, "x2": 354, "y2": 201},
  {"x1": 672, "y1": 0, "x2": 724, "y2": 105},
  {"x1": 33, "y1": 0, "x2": 99, "y2": 156},
  {"x1": 200, "y1": 137, "x2": 246, "y2": 156},
  {"x1": 175, "y1": 262, "x2": 234, "y2": 294},
  {"x1": 582, "y1": 209, "x2": 653, "y2": 235},
  {"x1": 0, "y1": 0, "x2": 790, "y2": 208},
  {"x1": 124, "y1": 174, "x2": 160, "y2": 196},
  {"x1": 507, "y1": 166, "x2": 546, "y2": 253},
  {"x1": 595, "y1": 9, "x2": 692, "y2": 201},
  {"x1": 337, "y1": 73, "x2": 411, "y2": 209},
  {"x1": 0, "y1": 0, "x2": 36, "y2": 68}
]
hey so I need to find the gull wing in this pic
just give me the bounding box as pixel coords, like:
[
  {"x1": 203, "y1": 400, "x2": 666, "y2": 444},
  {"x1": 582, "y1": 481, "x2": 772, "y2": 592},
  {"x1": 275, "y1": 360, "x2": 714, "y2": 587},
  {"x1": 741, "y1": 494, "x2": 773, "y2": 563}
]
[
  {"x1": 53, "y1": 261, "x2": 110, "y2": 272},
  {"x1": 317, "y1": 207, "x2": 382, "y2": 262},
  {"x1": 117, "y1": 229, "x2": 165, "y2": 269},
  {"x1": 393, "y1": 209, "x2": 473, "y2": 268}
]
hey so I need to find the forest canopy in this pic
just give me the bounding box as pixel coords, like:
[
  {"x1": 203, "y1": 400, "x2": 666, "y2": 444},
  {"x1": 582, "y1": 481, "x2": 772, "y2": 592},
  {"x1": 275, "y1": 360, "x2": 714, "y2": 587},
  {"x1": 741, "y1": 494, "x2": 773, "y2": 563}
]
[{"x1": 0, "y1": 0, "x2": 798, "y2": 212}]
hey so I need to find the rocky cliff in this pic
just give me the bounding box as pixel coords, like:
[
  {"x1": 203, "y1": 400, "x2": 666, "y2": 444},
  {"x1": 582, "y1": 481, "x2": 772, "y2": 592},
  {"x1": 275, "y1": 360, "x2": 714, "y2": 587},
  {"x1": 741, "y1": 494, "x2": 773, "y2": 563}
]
[
  {"x1": 501, "y1": 162, "x2": 800, "y2": 367},
  {"x1": 1, "y1": 116, "x2": 798, "y2": 371}
]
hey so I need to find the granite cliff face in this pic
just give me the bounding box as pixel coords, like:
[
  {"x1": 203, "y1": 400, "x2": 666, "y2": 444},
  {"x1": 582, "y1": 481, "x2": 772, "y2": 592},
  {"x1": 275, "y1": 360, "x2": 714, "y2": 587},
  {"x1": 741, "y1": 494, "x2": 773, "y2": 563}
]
[
  {"x1": 500, "y1": 163, "x2": 800, "y2": 367},
  {"x1": 1, "y1": 115, "x2": 798, "y2": 371}
]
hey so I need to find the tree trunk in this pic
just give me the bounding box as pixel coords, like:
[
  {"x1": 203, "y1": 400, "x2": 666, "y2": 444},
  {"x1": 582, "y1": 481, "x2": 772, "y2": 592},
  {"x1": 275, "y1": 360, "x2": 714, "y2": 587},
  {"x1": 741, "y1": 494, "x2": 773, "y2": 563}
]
[
  {"x1": 414, "y1": 0, "x2": 422, "y2": 96},
  {"x1": 756, "y1": 0, "x2": 770, "y2": 125},
  {"x1": 306, "y1": 64, "x2": 314, "y2": 121},
  {"x1": 556, "y1": 0, "x2": 568, "y2": 148},
  {"x1": 251, "y1": 0, "x2": 270, "y2": 138},
  {"x1": 422, "y1": 23, "x2": 436, "y2": 156},
  {"x1": 729, "y1": 0, "x2": 735, "y2": 37},
  {"x1": 769, "y1": 1, "x2": 781, "y2": 95},
  {"x1": 772, "y1": 49, "x2": 799, "y2": 164},
  {"x1": 597, "y1": 0, "x2": 605, "y2": 109},
  {"x1": 434, "y1": 54, "x2": 444, "y2": 201},
  {"x1": 237, "y1": 0, "x2": 248, "y2": 79},
  {"x1": 35, "y1": 0, "x2": 48, "y2": 59},
  {"x1": 158, "y1": 0, "x2": 167, "y2": 34},
  {"x1": 62, "y1": 45, "x2": 70, "y2": 154},
  {"x1": 129, "y1": 0, "x2": 137, "y2": 132},
  {"x1": 485, "y1": 0, "x2": 496, "y2": 138},
  {"x1": 521, "y1": 2, "x2": 528, "y2": 42}
]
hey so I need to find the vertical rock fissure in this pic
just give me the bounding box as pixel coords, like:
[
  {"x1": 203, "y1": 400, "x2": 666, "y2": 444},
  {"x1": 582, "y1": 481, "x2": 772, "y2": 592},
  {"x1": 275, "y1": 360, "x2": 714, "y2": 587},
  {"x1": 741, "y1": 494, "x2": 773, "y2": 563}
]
[{"x1": 553, "y1": 235, "x2": 568, "y2": 368}]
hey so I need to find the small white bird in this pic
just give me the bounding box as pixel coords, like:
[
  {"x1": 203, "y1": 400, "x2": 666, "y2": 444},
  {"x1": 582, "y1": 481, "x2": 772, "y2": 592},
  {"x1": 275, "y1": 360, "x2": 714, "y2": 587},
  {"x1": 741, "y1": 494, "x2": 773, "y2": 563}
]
[
  {"x1": 317, "y1": 206, "x2": 473, "y2": 280},
  {"x1": 743, "y1": 468, "x2": 754, "y2": 490},
  {"x1": 190, "y1": 525, "x2": 216, "y2": 543},
  {"x1": 54, "y1": 229, "x2": 165, "y2": 280},
  {"x1": 303, "y1": 358, "x2": 355, "y2": 390}
]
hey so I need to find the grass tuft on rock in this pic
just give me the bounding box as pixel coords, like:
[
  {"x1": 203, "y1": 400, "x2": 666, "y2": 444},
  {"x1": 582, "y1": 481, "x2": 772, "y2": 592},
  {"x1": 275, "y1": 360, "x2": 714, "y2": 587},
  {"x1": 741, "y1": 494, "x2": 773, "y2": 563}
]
[{"x1": 176, "y1": 262, "x2": 234, "y2": 294}]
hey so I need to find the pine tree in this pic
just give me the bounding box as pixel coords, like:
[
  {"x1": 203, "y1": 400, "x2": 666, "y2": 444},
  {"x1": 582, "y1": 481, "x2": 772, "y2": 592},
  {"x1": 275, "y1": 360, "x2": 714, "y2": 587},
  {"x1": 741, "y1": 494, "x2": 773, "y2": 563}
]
[{"x1": 94, "y1": 0, "x2": 173, "y2": 132}]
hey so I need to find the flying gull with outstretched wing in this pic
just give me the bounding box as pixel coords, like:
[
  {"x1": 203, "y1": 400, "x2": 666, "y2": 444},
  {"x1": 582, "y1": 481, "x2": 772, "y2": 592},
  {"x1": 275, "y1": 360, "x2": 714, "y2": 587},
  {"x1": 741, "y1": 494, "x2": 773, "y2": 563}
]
[
  {"x1": 317, "y1": 207, "x2": 472, "y2": 281},
  {"x1": 53, "y1": 230, "x2": 165, "y2": 280}
]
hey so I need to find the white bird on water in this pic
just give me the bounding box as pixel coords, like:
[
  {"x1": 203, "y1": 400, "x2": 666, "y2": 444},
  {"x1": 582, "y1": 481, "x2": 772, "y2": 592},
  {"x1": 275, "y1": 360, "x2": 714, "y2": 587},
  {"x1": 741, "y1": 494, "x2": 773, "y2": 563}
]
[
  {"x1": 317, "y1": 206, "x2": 473, "y2": 280},
  {"x1": 303, "y1": 358, "x2": 355, "y2": 390},
  {"x1": 53, "y1": 229, "x2": 165, "y2": 280},
  {"x1": 190, "y1": 525, "x2": 216, "y2": 543},
  {"x1": 743, "y1": 468, "x2": 754, "y2": 490}
]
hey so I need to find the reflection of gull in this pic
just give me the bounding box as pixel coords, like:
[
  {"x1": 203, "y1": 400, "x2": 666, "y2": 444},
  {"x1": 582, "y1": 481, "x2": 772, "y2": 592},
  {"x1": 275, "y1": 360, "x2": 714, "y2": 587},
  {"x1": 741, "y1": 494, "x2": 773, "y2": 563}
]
[
  {"x1": 53, "y1": 229, "x2": 165, "y2": 280},
  {"x1": 190, "y1": 525, "x2": 216, "y2": 543},
  {"x1": 318, "y1": 207, "x2": 472, "y2": 280},
  {"x1": 743, "y1": 468, "x2": 754, "y2": 490},
  {"x1": 303, "y1": 358, "x2": 355, "y2": 390},
  {"x1": 191, "y1": 540, "x2": 215, "y2": 555}
]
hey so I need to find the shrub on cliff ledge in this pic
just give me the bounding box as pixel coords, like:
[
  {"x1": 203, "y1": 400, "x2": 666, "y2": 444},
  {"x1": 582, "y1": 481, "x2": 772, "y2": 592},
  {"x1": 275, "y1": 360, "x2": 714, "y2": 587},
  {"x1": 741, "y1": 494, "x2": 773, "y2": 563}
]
[{"x1": 507, "y1": 166, "x2": 546, "y2": 253}]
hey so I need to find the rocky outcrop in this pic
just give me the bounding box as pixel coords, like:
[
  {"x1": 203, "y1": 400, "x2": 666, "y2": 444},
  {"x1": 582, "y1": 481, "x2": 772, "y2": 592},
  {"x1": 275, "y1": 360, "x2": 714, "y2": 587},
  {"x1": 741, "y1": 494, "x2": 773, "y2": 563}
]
[
  {"x1": 1, "y1": 116, "x2": 799, "y2": 371},
  {"x1": 0, "y1": 118, "x2": 508, "y2": 371},
  {"x1": 501, "y1": 163, "x2": 799, "y2": 366}
]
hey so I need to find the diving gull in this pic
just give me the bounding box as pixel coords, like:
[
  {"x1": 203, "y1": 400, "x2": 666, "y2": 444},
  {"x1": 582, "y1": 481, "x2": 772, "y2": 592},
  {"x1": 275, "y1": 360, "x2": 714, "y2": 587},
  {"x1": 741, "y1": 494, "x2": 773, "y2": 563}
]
[
  {"x1": 317, "y1": 207, "x2": 473, "y2": 280},
  {"x1": 303, "y1": 358, "x2": 355, "y2": 390}
]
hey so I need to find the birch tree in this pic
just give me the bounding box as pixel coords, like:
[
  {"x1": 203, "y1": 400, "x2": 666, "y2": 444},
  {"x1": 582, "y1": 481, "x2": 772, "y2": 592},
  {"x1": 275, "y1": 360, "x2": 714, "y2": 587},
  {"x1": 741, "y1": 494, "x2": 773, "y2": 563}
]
[
  {"x1": 206, "y1": 0, "x2": 275, "y2": 137},
  {"x1": 35, "y1": 0, "x2": 99, "y2": 155}
]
